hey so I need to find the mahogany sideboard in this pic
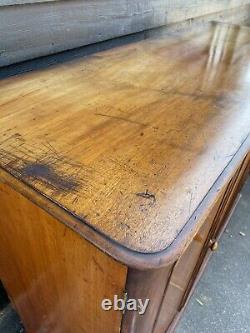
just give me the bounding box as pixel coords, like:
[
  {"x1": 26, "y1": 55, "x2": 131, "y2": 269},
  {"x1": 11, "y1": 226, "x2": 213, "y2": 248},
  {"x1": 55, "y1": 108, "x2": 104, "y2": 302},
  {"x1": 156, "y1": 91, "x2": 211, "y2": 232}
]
[{"x1": 0, "y1": 22, "x2": 249, "y2": 333}]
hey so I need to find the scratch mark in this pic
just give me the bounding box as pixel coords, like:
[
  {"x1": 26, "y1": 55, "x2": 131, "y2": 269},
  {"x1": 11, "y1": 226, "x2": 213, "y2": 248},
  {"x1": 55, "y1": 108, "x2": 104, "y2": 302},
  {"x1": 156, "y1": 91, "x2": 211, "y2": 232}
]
[
  {"x1": 136, "y1": 189, "x2": 156, "y2": 202},
  {"x1": 95, "y1": 113, "x2": 147, "y2": 126},
  {"x1": 92, "y1": 257, "x2": 104, "y2": 273},
  {"x1": 188, "y1": 190, "x2": 193, "y2": 215}
]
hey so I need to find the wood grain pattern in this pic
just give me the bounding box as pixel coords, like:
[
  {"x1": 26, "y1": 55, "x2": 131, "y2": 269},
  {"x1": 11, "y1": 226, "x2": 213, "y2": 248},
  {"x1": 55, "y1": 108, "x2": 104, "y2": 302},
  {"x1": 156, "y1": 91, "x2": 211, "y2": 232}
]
[
  {"x1": 0, "y1": 22, "x2": 249, "y2": 255},
  {"x1": 0, "y1": 1, "x2": 250, "y2": 66},
  {"x1": 0, "y1": 183, "x2": 127, "y2": 333}
]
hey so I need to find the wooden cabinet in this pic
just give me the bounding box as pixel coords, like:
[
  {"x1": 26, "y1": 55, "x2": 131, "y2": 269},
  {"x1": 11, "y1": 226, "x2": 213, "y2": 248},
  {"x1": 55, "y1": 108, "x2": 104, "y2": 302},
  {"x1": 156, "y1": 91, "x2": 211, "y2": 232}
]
[{"x1": 0, "y1": 22, "x2": 249, "y2": 332}]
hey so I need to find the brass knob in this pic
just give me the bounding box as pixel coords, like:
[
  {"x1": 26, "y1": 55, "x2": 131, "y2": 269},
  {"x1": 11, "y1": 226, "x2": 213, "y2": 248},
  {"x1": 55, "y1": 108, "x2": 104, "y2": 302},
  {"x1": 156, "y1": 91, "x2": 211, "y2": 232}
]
[{"x1": 210, "y1": 240, "x2": 218, "y2": 251}]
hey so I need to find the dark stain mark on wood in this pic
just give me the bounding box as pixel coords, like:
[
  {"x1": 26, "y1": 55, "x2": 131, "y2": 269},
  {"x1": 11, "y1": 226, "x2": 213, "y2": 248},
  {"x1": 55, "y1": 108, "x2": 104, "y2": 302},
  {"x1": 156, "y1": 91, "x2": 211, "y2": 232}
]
[
  {"x1": 136, "y1": 189, "x2": 156, "y2": 202},
  {"x1": 214, "y1": 92, "x2": 241, "y2": 109},
  {"x1": 0, "y1": 134, "x2": 94, "y2": 199},
  {"x1": 22, "y1": 163, "x2": 79, "y2": 192},
  {"x1": 121, "y1": 222, "x2": 131, "y2": 229}
]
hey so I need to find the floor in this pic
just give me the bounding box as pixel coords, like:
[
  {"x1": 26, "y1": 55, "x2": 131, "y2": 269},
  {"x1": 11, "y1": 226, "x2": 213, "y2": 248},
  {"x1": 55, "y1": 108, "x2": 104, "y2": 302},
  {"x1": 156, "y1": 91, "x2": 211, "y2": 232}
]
[{"x1": 0, "y1": 178, "x2": 249, "y2": 333}]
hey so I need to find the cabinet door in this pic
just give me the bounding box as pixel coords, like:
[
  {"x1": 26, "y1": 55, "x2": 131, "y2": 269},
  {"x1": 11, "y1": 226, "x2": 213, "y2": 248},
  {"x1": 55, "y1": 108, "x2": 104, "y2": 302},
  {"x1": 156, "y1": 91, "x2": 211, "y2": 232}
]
[{"x1": 153, "y1": 194, "x2": 222, "y2": 333}]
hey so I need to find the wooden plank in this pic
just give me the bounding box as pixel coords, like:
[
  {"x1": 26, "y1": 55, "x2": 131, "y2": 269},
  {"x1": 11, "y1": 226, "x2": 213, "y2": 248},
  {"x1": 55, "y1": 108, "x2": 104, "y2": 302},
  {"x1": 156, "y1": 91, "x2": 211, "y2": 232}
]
[
  {"x1": 0, "y1": 183, "x2": 127, "y2": 333},
  {"x1": 0, "y1": 0, "x2": 250, "y2": 66},
  {"x1": 0, "y1": 0, "x2": 56, "y2": 7}
]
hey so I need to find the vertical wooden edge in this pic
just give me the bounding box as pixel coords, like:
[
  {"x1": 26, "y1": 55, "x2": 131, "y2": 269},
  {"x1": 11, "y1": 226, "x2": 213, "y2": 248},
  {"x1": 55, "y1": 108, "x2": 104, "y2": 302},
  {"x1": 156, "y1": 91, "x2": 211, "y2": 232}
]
[{"x1": 121, "y1": 264, "x2": 174, "y2": 333}]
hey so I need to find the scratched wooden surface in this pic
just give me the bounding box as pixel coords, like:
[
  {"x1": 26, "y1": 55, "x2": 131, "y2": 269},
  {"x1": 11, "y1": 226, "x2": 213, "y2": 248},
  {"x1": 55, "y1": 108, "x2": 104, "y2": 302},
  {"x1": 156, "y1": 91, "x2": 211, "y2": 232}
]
[{"x1": 0, "y1": 22, "x2": 249, "y2": 253}]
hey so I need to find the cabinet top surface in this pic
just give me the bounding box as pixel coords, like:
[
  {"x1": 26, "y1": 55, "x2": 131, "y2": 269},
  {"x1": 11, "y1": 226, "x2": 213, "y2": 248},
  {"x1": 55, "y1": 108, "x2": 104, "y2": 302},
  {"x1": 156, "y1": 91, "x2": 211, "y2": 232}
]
[{"x1": 0, "y1": 22, "x2": 249, "y2": 254}]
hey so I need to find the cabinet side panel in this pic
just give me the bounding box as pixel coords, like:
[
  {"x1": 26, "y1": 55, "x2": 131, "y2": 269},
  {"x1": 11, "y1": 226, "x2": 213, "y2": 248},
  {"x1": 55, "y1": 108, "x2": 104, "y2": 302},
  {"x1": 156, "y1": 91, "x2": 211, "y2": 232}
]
[
  {"x1": 0, "y1": 183, "x2": 127, "y2": 333},
  {"x1": 121, "y1": 265, "x2": 174, "y2": 333}
]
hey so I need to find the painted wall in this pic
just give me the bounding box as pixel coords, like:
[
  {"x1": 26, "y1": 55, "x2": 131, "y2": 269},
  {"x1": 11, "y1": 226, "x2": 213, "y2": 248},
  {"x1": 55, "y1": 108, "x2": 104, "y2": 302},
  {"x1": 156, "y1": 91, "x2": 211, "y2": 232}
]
[{"x1": 0, "y1": 0, "x2": 250, "y2": 66}]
